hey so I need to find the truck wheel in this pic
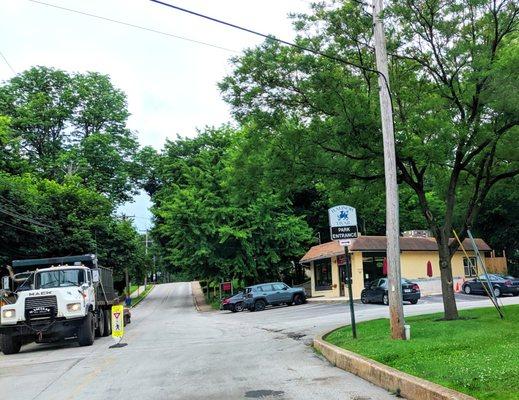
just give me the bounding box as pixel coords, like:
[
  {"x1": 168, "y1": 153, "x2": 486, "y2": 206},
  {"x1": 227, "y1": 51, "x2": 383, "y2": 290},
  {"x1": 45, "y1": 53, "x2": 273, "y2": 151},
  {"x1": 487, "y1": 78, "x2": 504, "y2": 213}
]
[
  {"x1": 78, "y1": 312, "x2": 95, "y2": 346},
  {"x1": 103, "y1": 309, "x2": 112, "y2": 337},
  {"x1": 0, "y1": 334, "x2": 22, "y2": 355},
  {"x1": 96, "y1": 309, "x2": 105, "y2": 338}
]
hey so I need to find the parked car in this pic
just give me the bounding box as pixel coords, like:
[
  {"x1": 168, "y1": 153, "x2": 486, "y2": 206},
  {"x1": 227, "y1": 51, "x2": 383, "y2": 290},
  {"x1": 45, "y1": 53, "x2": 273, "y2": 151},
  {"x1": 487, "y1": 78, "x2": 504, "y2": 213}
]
[
  {"x1": 462, "y1": 274, "x2": 519, "y2": 297},
  {"x1": 243, "y1": 282, "x2": 306, "y2": 311},
  {"x1": 221, "y1": 292, "x2": 245, "y2": 312},
  {"x1": 361, "y1": 278, "x2": 420, "y2": 305}
]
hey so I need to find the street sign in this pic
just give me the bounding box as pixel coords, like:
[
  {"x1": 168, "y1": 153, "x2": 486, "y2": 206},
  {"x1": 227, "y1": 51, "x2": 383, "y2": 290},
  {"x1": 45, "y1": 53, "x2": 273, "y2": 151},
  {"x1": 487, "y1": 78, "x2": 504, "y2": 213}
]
[
  {"x1": 111, "y1": 304, "x2": 124, "y2": 340},
  {"x1": 328, "y1": 205, "x2": 358, "y2": 339},
  {"x1": 328, "y1": 205, "x2": 358, "y2": 240}
]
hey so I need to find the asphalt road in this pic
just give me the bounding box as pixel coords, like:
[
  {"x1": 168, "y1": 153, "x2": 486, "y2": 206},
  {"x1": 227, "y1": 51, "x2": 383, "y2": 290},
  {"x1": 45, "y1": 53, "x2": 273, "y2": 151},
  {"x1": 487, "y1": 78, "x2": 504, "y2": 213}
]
[{"x1": 2, "y1": 283, "x2": 518, "y2": 400}]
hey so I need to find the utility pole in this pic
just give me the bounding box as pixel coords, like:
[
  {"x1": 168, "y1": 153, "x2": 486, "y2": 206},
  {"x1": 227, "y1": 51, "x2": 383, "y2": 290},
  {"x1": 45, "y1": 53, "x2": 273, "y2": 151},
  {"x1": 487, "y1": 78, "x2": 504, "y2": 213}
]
[{"x1": 372, "y1": 0, "x2": 405, "y2": 339}]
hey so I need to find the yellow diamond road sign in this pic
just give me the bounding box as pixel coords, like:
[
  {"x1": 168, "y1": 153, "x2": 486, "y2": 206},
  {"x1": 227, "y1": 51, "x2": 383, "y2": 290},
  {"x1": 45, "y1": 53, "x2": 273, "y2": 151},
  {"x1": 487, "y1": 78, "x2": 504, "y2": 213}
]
[{"x1": 111, "y1": 304, "x2": 124, "y2": 339}]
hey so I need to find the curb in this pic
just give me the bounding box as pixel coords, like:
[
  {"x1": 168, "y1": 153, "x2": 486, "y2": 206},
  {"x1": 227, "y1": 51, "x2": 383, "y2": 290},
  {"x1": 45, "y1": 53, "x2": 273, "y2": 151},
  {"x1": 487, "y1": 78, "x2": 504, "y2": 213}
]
[{"x1": 314, "y1": 332, "x2": 475, "y2": 400}]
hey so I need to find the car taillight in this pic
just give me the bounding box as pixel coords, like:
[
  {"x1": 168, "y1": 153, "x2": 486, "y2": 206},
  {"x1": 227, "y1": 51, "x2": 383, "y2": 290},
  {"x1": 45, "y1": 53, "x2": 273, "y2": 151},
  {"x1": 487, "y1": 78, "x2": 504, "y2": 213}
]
[
  {"x1": 412, "y1": 284, "x2": 420, "y2": 291},
  {"x1": 222, "y1": 298, "x2": 230, "y2": 304},
  {"x1": 505, "y1": 280, "x2": 512, "y2": 287}
]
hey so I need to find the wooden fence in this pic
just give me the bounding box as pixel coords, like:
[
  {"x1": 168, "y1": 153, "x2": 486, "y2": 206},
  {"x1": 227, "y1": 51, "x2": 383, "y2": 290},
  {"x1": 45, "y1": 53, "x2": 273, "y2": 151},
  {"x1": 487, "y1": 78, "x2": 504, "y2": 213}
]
[{"x1": 484, "y1": 257, "x2": 508, "y2": 274}]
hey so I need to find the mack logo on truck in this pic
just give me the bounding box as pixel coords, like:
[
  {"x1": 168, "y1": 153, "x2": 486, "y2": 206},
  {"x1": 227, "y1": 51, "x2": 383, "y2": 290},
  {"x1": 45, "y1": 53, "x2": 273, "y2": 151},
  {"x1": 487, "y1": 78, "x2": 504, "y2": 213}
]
[{"x1": 28, "y1": 291, "x2": 52, "y2": 296}]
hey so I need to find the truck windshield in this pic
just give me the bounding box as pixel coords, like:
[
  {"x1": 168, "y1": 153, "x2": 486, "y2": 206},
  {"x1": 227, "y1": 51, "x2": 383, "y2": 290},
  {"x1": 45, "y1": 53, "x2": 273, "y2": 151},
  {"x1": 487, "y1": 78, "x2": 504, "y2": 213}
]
[{"x1": 36, "y1": 269, "x2": 86, "y2": 289}]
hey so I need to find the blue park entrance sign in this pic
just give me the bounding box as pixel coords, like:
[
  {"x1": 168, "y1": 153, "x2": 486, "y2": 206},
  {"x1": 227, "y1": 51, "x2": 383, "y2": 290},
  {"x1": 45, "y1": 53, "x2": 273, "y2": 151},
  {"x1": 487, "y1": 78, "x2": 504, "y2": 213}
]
[{"x1": 328, "y1": 205, "x2": 359, "y2": 240}]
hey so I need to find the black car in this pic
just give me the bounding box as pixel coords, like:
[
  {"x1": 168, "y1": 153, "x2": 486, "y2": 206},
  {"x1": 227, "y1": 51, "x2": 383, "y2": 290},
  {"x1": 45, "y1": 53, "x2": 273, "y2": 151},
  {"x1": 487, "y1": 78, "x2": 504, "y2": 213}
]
[
  {"x1": 361, "y1": 278, "x2": 420, "y2": 305},
  {"x1": 462, "y1": 274, "x2": 519, "y2": 297},
  {"x1": 221, "y1": 292, "x2": 245, "y2": 312}
]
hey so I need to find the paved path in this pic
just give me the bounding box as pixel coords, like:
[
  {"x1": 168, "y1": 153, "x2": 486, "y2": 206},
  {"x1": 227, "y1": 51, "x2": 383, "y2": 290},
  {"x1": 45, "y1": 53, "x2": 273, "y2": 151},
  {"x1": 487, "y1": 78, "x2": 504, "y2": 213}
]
[{"x1": 2, "y1": 283, "x2": 517, "y2": 400}]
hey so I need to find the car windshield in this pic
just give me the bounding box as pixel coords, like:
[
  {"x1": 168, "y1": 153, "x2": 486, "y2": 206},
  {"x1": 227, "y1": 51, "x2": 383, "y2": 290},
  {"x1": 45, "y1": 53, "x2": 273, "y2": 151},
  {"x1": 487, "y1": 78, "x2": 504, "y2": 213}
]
[{"x1": 36, "y1": 269, "x2": 86, "y2": 289}]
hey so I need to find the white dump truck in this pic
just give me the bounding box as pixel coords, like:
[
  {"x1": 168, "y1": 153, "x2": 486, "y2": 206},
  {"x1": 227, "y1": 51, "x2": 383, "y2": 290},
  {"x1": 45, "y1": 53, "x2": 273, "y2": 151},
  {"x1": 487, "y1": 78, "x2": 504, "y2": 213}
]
[{"x1": 0, "y1": 254, "x2": 119, "y2": 354}]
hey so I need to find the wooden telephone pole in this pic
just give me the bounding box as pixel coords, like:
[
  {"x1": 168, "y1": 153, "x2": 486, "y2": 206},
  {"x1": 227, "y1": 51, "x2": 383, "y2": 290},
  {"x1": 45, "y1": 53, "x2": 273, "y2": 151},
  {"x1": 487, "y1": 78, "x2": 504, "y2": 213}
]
[{"x1": 372, "y1": 0, "x2": 406, "y2": 339}]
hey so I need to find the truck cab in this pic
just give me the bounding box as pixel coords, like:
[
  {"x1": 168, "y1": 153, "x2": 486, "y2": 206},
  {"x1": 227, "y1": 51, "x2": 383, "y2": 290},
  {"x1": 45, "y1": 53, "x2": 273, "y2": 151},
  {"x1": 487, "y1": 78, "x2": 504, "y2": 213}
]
[
  {"x1": 0, "y1": 255, "x2": 117, "y2": 355},
  {"x1": 1, "y1": 266, "x2": 96, "y2": 327}
]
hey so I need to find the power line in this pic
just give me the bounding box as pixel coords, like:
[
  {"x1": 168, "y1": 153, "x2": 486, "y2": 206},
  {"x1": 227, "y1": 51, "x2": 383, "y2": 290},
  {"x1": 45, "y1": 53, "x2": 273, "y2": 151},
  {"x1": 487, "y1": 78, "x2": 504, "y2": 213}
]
[
  {"x1": 0, "y1": 220, "x2": 45, "y2": 235},
  {"x1": 0, "y1": 49, "x2": 16, "y2": 75},
  {"x1": 27, "y1": 0, "x2": 238, "y2": 54},
  {"x1": 149, "y1": 0, "x2": 385, "y2": 81},
  {"x1": 0, "y1": 206, "x2": 53, "y2": 229}
]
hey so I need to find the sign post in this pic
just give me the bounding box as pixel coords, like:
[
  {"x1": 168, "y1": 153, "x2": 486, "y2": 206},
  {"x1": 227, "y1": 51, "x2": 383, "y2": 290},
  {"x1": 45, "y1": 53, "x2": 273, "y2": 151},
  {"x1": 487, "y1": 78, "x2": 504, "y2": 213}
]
[{"x1": 329, "y1": 205, "x2": 359, "y2": 339}]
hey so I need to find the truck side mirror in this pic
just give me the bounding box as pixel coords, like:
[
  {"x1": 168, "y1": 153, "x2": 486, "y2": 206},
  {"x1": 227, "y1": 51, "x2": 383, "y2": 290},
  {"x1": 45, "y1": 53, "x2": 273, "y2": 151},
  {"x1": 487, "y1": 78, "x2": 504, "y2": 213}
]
[
  {"x1": 2, "y1": 276, "x2": 9, "y2": 290},
  {"x1": 92, "y1": 270, "x2": 100, "y2": 283}
]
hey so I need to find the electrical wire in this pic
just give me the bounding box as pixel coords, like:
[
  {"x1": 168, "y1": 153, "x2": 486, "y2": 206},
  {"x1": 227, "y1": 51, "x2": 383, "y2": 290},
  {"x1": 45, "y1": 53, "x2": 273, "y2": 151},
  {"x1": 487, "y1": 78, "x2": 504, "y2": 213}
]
[
  {"x1": 148, "y1": 0, "x2": 388, "y2": 88},
  {"x1": 0, "y1": 196, "x2": 54, "y2": 227},
  {"x1": 0, "y1": 206, "x2": 53, "y2": 228},
  {"x1": 0, "y1": 220, "x2": 45, "y2": 235},
  {"x1": 27, "y1": 0, "x2": 238, "y2": 53},
  {"x1": 0, "y1": 50, "x2": 16, "y2": 74}
]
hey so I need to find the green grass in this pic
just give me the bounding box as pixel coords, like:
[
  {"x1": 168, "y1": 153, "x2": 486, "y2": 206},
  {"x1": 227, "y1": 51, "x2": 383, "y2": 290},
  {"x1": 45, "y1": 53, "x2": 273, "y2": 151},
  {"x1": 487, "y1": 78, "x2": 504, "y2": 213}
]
[
  {"x1": 127, "y1": 284, "x2": 139, "y2": 295},
  {"x1": 130, "y1": 285, "x2": 154, "y2": 308},
  {"x1": 325, "y1": 305, "x2": 519, "y2": 400}
]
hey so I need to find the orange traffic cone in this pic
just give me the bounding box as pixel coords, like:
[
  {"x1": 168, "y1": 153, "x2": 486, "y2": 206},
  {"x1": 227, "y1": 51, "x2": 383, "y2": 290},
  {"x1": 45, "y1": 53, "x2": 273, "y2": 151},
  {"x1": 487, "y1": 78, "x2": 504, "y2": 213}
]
[{"x1": 455, "y1": 281, "x2": 460, "y2": 292}]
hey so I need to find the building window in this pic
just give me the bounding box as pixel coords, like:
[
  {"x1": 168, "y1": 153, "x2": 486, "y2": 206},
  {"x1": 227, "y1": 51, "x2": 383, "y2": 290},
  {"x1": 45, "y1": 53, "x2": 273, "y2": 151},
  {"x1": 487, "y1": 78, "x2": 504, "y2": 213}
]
[
  {"x1": 314, "y1": 258, "x2": 332, "y2": 291},
  {"x1": 463, "y1": 257, "x2": 477, "y2": 277}
]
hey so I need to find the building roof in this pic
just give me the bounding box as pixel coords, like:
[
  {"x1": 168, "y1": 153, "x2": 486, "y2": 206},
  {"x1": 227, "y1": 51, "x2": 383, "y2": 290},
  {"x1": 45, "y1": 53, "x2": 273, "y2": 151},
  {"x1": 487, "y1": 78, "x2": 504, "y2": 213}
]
[
  {"x1": 300, "y1": 236, "x2": 491, "y2": 263},
  {"x1": 299, "y1": 241, "x2": 344, "y2": 264}
]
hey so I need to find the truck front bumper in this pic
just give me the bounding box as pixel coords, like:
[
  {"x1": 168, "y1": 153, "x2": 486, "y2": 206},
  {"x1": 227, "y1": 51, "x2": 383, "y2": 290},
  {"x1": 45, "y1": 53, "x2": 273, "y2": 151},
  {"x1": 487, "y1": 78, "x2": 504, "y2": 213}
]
[{"x1": 0, "y1": 317, "x2": 84, "y2": 340}]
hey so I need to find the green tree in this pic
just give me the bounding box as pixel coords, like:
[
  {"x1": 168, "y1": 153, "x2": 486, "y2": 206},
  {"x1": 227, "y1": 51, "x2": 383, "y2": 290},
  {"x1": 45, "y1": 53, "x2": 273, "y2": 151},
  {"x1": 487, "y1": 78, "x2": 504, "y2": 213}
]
[
  {"x1": 0, "y1": 66, "x2": 141, "y2": 204},
  {"x1": 150, "y1": 127, "x2": 313, "y2": 283},
  {"x1": 220, "y1": 0, "x2": 519, "y2": 319}
]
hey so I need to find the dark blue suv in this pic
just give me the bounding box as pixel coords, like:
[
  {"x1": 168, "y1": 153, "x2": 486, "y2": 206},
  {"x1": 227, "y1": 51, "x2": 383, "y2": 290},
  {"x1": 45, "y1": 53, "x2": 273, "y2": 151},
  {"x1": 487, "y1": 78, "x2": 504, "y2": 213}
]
[{"x1": 243, "y1": 282, "x2": 306, "y2": 311}]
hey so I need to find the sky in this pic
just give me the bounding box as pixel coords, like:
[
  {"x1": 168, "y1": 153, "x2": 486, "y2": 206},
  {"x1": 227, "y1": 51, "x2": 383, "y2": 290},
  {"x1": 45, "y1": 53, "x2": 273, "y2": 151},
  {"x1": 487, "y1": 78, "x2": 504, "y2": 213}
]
[{"x1": 0, "y1": 0, "x2": 310, "y2": 231}]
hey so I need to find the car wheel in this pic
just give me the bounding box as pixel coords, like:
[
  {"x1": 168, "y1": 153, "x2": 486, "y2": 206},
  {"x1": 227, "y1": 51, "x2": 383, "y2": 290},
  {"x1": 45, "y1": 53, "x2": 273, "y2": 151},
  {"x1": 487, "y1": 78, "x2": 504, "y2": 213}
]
[
  {"x1": 493, "y1": 287, "x2": 501, "y2": 297},
  {"x1": 234, "y1": 302, "x2": 244, "y2": 312},
  {"x1": 464, "y1": 285, "x2": 471, "y2": 295},
  {"x1": 254, "y1": 299, "x2": 266, "y2": 312},
  {"x1": 410, "y1": 299, "x2": 418, "y2": 305},
  {"x1": 382, "y1": 294, "x2": 389, "y2": 305},
  {"x1": 361, "y1": 293, "x2": 368, "y2": 304},
  {"x1": 293, "y1": 294, "x2": 304, "y2": 305}
]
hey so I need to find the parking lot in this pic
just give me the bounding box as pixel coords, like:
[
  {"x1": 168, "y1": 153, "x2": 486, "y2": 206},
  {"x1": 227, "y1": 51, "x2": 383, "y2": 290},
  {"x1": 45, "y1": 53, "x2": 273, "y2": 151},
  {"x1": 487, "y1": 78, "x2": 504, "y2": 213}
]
[{"x1": 212, "y1": 292, "x2": 515, "y2": 341}]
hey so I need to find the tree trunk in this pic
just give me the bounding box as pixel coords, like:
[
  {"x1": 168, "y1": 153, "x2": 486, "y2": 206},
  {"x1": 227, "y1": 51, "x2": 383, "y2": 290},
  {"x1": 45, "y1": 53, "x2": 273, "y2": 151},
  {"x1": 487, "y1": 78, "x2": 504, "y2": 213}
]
[{"x1": 438, "y1": 242, "x2": 459, "y2": 320}]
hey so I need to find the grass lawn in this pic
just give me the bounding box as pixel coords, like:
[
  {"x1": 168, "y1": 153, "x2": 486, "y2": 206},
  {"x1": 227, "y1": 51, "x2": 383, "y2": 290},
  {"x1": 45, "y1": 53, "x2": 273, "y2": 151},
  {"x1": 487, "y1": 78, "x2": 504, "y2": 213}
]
[{"x1": 325, "y1": 305, "x2": 519, "y2": 400}]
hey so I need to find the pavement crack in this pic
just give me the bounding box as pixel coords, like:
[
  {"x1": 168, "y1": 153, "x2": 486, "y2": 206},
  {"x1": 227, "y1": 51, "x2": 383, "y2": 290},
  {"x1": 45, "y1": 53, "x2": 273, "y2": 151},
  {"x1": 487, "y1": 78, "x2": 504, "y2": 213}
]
[{"x1": 30, "y1": 357, "x2": 83, "y2": 400}]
